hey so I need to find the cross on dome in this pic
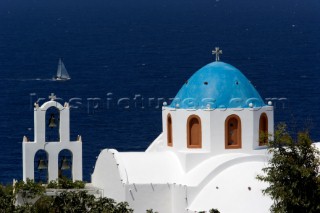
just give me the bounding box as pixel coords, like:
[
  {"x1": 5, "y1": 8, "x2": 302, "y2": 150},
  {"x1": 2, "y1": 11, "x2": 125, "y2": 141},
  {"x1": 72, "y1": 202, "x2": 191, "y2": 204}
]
[
  {"x1": 212, "y1": 47, "x2": 222, "y2": 61},
  {"x1": 49, "y1": 93, "x2": 56, "y2": 101}
]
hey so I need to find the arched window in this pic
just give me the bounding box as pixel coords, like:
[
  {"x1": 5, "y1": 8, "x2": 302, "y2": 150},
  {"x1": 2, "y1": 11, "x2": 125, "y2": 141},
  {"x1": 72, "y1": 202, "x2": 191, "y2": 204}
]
[
  {"x1": 45, "y1": 107, "x2": 60, "y2": 142},
  {"x1": 58, "y1": 149, "x2": 73, "y2": 180},
  {"x1": 225, "y1": 115, "x2": 242, "y2": 149},
  {"x1": 167, "y1": 114, "x2": 173, "y2": 147},
  {"x1": 34, "y1": 150, "x2": 48, "y2": 183},
  {"x1": 187, "y1": 115, "x2": 202, "y2": 148},
  {"x1": 259, "y1": 113, "x2": 268, "y2": 146}
]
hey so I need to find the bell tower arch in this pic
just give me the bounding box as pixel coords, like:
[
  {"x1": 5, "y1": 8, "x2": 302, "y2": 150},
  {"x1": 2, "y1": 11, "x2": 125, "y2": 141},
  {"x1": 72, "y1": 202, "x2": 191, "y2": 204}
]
[{"x1": 22, "y1": 93, "x2": 82, "y2": 182}]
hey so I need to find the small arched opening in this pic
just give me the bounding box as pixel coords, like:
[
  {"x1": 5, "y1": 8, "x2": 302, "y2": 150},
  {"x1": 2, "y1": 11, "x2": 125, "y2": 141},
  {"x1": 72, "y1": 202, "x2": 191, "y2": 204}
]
[
  {"x1": 45, "y1": 107, "x2": 60, "y2": 142},
  {"x1": 225, "y1": 114, "x2": 242, "y2": 149},
  {"x1": 34, "y1": 150, "x2": 48, "y2": 183},
  {"x1": 58, "y1": 149, "x2": 73, "y2": 180},
  {"x1": 259, "y1": 113, "x2": 268, "y2": 146},
  {"x1": 167, "y1": 114, "x2": 173, "y2": 147},
  {"x1": 187, "y1": 115, "x2": 202, "y2": 148}
]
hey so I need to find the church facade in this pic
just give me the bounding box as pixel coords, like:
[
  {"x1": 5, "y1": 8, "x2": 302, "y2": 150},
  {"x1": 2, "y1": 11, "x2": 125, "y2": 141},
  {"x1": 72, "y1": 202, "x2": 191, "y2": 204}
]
[{"x1": 91, "y1": 59, "x2": 275, "y2": 212}]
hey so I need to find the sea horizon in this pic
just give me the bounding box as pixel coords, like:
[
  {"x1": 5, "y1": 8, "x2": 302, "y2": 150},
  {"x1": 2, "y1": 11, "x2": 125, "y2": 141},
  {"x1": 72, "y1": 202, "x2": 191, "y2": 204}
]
[{"x1": 0, "y1": 0, "x2": 319, "y2": 184}]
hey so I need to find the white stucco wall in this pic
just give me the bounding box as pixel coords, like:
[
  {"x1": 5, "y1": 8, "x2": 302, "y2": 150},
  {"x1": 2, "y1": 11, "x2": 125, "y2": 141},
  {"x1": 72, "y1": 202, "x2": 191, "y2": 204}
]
[
  {"x1": 188, "y1": 161, "x2": 272, "y2": 213},
  {"x1": 92, "y1": 146, "x2": 276, "y2": 212},
  {"x1": 156, "y1": 106, "x2": 274, "y2": 171},
  {"x1": 125, "y1": 184, "x2": 173, "y2": 213},
  {"x1": 23, "y1": 100, "x2": 82, "y2": 182},
  {"x1": 91, "y1": 149, "x2": 126, "y2": 201}
]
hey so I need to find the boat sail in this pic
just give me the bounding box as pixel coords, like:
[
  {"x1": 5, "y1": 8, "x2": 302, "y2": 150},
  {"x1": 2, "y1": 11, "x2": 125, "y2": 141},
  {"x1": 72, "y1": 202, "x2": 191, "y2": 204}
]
[{"x1": 55, "y1": 58, "x2": 71, "y2": 81}]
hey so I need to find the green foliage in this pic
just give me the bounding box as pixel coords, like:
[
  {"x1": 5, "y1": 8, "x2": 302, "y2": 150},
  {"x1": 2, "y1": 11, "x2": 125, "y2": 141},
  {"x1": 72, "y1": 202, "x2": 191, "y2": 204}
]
[
  {"x1": 0, "y1": 184, "x2": 15, "y2": 212},
  {"x1": 198, "y1": 209, "x2": 220, "y2": 213},
  {"x1": 46, "y1": 180, "x2": 59, "y2": 189},
  {"x1": 73, "y1": 180, "x2": 86, "y2": 189},
  {"x1": 14, "y1": 179, "x2": 45, "y2": 199},
  {"x1": 50, "y1": 191, "x2": 133, "y2": 213},
  {"x1": 47, "y1": 177, "x2": 85, "y2": 189},
  {"x1": 13, "y1": 203, "x2": 35, "y2": 213},
  {"x1": 0, "y1": 178, "x2": 133, "y2": 212},
  {"x1": 1, "y1": 182, "x2": 133, "y2": 213},
  {"x1": 146, "y1": 209, "x2": 158, "y2": 213},
  {"x1": 257, "y1": 123, "x2": 320, "y2": 213},
  {"x1": 113, "y1": 202, "x2": 133, "y2": 213},
  {"x1": 52, "y1": 190, "x2": 94, "y2": 212},
  {"x1": 33, "y1": 195, "x2": 54, "y2": 212},
  {"x1": 89, "y1": 197, "x2": 117, "y2": 213}
]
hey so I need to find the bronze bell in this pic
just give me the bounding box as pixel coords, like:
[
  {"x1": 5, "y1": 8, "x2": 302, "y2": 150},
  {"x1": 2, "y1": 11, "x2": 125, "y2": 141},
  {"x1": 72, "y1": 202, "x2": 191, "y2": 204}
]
[
  {"x1": 37, "y1": 158, "x2": 47, "y2": 170},
  {"x1": 60, "y1": 157, "x2": 70, "y2": 170},
  {"x1": 48, "y1": 113, "x2": 57, "y2": 128}
]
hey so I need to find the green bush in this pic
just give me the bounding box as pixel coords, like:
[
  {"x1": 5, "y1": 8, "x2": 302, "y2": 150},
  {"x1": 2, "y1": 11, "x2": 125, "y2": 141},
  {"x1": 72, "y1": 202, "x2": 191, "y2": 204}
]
[
  {"x1": 0, "y1": 184, "x2": 15, "y2": 212},
  {"x1": 47, "y1": 178, "x2": 85, "y2": 189},
  {"x1": 1, "y1": 180, "x2": 133, "y2": 213},
  {"x1": 257, "y1": 123, "x2": 320, "y2": 212},
  {"x1": 14, "y1": 179, "x2": 45, "y2": 199},
  {"x1": 146, "y1": 209, "x2": 158, "y2": 213}
]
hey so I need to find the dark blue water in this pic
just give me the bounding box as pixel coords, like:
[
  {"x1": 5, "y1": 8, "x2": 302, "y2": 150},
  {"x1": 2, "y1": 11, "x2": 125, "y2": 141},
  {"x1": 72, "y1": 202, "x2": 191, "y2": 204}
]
[{"x1": 0, "y1": 0, "x2": 319, "y2": 183}]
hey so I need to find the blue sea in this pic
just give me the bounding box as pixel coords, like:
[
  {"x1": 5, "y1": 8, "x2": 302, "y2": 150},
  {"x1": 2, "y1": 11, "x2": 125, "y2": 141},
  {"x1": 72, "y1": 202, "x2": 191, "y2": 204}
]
[{"x1": 0, "y1": 0, "x2": 319, "y2": 183}]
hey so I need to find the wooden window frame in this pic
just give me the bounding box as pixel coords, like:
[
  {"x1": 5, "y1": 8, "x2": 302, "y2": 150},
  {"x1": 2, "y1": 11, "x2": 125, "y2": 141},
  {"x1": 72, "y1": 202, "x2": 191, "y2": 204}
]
[
  {"x1": 187, "y1": 115, "x2": 202, "y2": 149},
  {"x1": 259, "y1": 113, "x2": 268, "y2": 146},
  {"x1": 167, "y1": 114, "x2": 173, "y2": 147},
  {"x1": 225, "y1": 114, "x2": 242, "y2": 149}
]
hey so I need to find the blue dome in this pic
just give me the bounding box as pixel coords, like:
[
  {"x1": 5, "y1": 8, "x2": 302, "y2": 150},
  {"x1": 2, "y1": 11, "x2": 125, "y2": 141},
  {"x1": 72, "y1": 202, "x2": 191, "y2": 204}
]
[{"x1": 170, "y1": 62, "x2": 265, "y2": 109}]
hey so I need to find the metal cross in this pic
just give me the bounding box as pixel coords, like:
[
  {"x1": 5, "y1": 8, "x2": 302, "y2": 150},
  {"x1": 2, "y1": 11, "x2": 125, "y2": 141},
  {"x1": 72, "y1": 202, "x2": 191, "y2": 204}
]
[
  {"x1": 49, "y1": 93, "x2": 56, "y2": 101},
  {"x1": 212, "y1": 47, "x2": 222, "y2": 61}
]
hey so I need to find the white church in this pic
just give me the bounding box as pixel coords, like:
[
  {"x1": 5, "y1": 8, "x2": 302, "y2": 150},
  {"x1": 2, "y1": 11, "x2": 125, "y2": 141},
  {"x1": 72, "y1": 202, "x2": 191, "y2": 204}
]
[{"x1": 21, "y1": 49, "x2": 320, "y2": 212}]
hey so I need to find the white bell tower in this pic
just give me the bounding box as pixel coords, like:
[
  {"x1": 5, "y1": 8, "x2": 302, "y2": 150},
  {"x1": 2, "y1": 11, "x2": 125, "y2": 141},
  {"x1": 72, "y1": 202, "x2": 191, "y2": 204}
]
[{"x1": 22, "y1": 93, "x2": 82, "y2": 182}]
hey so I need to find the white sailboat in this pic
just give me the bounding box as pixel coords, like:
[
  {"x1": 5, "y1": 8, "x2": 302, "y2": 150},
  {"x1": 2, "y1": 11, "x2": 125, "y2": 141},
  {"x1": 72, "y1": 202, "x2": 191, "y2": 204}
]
[{"x1": 54, "y1": 58, "x2": 71, "y2": 81}]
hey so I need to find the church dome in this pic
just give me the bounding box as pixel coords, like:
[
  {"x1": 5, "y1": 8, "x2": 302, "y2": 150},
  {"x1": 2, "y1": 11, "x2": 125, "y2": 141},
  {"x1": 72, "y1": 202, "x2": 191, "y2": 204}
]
[{"x1": 170, "y1": 61, "x2": 265, "y2": 109}]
